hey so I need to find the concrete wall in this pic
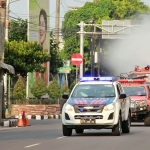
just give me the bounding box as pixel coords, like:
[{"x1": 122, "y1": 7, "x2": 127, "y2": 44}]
[{"x1": 11, "y1": 104, "x2": 61, "y2": 116}]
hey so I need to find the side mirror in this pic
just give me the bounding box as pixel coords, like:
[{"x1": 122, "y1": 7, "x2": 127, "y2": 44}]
[
  {"x1": 62, "y1": 94, "x2": 69, "y2": 99},
  {"x1": 119, "y1": 93, "x2": 126, "y2": 99}
]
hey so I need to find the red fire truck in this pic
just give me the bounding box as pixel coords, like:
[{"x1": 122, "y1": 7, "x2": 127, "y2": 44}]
[
  {"x1": 118, "y1": 66, "x2": 150, "y2": 126},
  {"x1": 128, "y1": 65, "x2": 150, "y2": 82}
]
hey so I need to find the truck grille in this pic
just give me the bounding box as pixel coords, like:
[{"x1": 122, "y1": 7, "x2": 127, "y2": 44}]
[
  {"x1": 74, "y1": 115, "x2": 103, "y2": 119},
  {"x1": 74, "y1": 104, "x2": 104, "y2": 113}
]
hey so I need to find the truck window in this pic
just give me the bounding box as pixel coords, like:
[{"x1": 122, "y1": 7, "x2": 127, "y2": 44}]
[
  {"x1": 71, "y1": 84, "x2": 115, "y2": 98},
  {"x1": 123, "y1": 86, "x2": 146, "y2": 96}
]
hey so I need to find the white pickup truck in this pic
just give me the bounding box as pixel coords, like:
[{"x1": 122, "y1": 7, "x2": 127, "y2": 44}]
[{"x1": 61, "y1": 77, "x2": 131, "y2": 136}]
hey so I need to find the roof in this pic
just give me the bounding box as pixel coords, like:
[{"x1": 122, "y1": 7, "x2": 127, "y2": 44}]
[{"x1": 0, "y1": 61, "x2": 15, "y2": 74}]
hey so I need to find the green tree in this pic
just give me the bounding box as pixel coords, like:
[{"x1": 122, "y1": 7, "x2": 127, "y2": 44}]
[
  {"x1": 30, "y1": 76, "x2": 47, "y2": 100},
  {"x1": 13, "y1": 76, "x2": 26, "y2": 104},
  {"x1": 50, "y1": 32, "x2": 63, "y2": 79},
  {"x1": 9, "y1": 18, "x2": 27, "y2": 42},
  {"x1": 61, "y1": 0, "x2": 150, "y2": 76},
  {"x1": 4, "y1": 41, "x2": 50, "y2": 77},
  {"x1": 6, "y1": 21, "x2": 64, "y2": 78},
  {"x1": 47, "y1": 78, "x2": 61, "y2": 102}
]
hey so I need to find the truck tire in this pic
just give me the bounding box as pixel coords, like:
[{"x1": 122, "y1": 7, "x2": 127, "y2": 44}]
[
  {"x1": 112, "y1": 114, "x2": 122, "y2": 136},
  {"x1": 62, "y1": 124, "x2": 72, "y2": 136},
  {"x1": 144, "y1": 113, "x2": 150, "y2": 126},
  {"x1": 122, "y1": 112, "x2": 131, "y2": 133},
  {"x1": 75, "y1": 129, "x2": 84, "y2": 134}
]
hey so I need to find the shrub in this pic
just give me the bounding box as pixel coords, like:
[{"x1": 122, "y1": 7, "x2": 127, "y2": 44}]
[
  {"x1": 30, "y1": 76, "x2": 47, "y2": 100},
  {"x1": 13, "y1": 76, "x2": 26, "y2": 104},
  {"x1": 47, "y1": 78, "x2": 61, "y2": 100}
]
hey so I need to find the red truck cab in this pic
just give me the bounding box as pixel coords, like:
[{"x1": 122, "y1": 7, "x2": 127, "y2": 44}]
[{"x1": 118, "y1": 79, "x2": 150, "y2": 126}]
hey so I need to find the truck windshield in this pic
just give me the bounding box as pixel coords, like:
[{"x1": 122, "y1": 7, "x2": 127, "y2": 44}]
[
  {"x1": 71, "y1": 84, "x2": 115, "y2": 98},
  {"x1": 123, "y1": 86, "x2": 146, "y2": 96}
]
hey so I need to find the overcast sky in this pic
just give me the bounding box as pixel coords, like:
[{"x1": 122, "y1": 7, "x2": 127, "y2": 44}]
[{"x1": 10, "y1": 0, "x2": 150, "y2": 31}]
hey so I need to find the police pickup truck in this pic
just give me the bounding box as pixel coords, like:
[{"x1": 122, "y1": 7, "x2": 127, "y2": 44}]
[{"x1": 61, "y1": 77, "x2": 131, "y2": 136}]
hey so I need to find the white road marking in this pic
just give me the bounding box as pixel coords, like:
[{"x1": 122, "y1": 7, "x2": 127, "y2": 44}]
[
  {"x1": 56, "y1": 136, "x2": 66, "y2": 139},
  {"x1": 24, "y1": 143, "x2": 41, "y2": 148}
]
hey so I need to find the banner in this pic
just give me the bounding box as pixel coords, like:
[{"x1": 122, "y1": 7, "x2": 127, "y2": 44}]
[{"x1": 27, "y1": 0, "x2": 50, "y2": 98}]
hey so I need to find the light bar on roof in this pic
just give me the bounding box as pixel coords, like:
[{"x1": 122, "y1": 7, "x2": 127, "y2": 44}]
[
  {"x1": 79, "y1": 77, "x2": 115, "y2": 81},
  {"x1": 118, "y1": 79, "x2": 145, "y2": 83}
]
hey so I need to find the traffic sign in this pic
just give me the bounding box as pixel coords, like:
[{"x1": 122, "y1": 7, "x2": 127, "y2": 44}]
[
  {"x1": 71, "y1": 53, "x2": 83, "y2": 66},
  {"x1": 59, "y1": 66, "x2": 71, "y2": 73}
]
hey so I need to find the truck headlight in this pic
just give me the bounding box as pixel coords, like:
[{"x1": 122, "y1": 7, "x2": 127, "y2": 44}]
[
  {"x1": 65, "y1": 104, "x2": 74, "y2": 111},
  {"x1": 139, "y1": 100, "x2": 147, "y2": 107},
  {"x1": 103, "y1": 103, "x2": 114, "y2": 111}
]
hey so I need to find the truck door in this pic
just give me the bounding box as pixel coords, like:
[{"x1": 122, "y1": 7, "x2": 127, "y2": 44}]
[{"x1": 117, "y1": 83, "x2": 126, "y2": 121}]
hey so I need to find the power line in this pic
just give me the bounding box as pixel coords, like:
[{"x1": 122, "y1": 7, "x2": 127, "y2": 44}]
[
  {"x1": 8, "y1": 16, "x2": 81, "y2": 36},
  {"x1": 61, "y1": 0, "x2": 69, "y2": 12}
]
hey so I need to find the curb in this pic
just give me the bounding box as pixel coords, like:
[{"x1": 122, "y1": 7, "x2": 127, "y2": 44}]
[
  {"x1": 0, "y1": 114, "x2": 62, "y2": 127},
  {"x1": 1, "y1": 119, "x2": 18, "y2": 127},
  {"x1": 14, "y1": 114, "x2": 62, "y2": 120}
]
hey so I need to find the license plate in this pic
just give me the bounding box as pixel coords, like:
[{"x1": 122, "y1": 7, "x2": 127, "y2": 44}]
[{"x1": 80, "y1": 118, "x2": 96, "y2": 124}]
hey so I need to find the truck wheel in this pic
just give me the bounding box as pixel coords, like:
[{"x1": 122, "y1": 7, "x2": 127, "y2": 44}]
[
  {"x1": 112, "y1": 114, "x2": 122, "y2": 136},
  {"x1": 75, "y1": 129, "x2": 84, "y2": 134},
  {"x1": 122, "y1": 112, "x2": 131, "y2": 133},
  {"x1": 62, "y1": 124, "x2": 72, "y2": 136},
  {"x1": 144, "y1": 113, "x2": 150, "y2": 126}
]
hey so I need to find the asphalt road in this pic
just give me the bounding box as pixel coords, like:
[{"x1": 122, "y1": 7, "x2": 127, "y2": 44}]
[{"x1": 0, "y1": 120, "x2": 149, "y2": 150}]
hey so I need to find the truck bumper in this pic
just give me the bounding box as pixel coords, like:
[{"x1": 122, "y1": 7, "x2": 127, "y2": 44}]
[{"x1": 62, "y1": 110, "x2": 116, "y2": 128}]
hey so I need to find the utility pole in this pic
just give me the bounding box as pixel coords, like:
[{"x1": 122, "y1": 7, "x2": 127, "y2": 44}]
[
  {"x1": 0, "y1": 0, "x2": 6, "y2": 121},
  {"x1": 4, "y1": 0, "x2": 8, "y2": 111},
  {"x1": 97, "y1": 39, "x2": 101, "y2": 76},
  {"x1": 0, "y1": 0, "x2": 6, "y2": 60},
  {"x1": 78, "y1": 21, "x2": 85, "y2": 78},
  {"x1": 90, "y1": 36, "x2": 94, "y2": 76},
  {"x1": 4, "y1": 0, "x2": 19, "y2": 116},
  {"x1": 5, "y1": 0, "x2": 9, "y2": 41},
  {"x1": 5, "y1": 0, "x2": 19, "y2": 41},
  {"x1": 89, "y1": 18, "x2": 95, "y2": 77},
  {"x1": 55, "y1": 0, "x2": 60, "y2": 42}
]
